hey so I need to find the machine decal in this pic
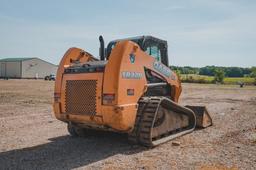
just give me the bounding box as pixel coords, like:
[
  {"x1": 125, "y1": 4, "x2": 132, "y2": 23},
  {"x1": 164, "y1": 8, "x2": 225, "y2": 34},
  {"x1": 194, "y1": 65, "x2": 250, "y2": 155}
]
[
  {"x1": 129, "y1": 53, "x2": 135, "y2": 64},
  {"x1": 122, "y1": 71, "x2": 142, "y2": 79},
  {"x1": 153, "y1": 61, "x2": 173, "y2": 78}
]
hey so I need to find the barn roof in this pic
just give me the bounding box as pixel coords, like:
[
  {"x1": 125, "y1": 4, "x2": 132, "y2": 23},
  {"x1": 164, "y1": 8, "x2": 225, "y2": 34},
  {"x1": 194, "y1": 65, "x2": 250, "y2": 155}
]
[{"x1": 0, "y1": 58, "x2": 35, "y2": 62}]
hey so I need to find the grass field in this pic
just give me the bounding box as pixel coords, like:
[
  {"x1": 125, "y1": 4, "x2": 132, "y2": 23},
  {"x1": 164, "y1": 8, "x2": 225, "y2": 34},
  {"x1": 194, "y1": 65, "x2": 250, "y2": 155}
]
[{"x1": 181, "y1": 74, "x2": 256, "y2": 85}]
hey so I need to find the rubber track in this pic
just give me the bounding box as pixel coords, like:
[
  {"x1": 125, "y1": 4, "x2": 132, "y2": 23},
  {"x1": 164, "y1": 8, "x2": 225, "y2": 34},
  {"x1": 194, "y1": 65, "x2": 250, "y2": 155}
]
[
  {"x1": 128, "y1": 97, "x2": 160, "y2": 146},
  {"x1": 128, "y1": 96, "x2": 195, "y2": 147}
]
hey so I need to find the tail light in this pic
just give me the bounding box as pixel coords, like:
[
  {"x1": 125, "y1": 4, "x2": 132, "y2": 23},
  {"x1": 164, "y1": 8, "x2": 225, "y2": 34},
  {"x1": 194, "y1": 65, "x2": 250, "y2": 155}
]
[{"x1": 103, "y1": 93, "x2": 115, "y2": 105}]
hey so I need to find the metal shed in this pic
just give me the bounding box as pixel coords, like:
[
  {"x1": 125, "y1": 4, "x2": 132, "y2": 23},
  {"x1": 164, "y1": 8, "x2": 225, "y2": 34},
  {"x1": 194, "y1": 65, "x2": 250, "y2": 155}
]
[{"x1": 0, "y1": 58, "x2": 57, "y2": 79}]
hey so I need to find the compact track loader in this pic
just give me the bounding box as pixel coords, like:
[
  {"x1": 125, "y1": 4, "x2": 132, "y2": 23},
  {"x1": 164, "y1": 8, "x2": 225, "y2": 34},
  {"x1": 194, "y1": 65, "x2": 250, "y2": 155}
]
[{"x1": 53, "y1": 35, "x2": 212, "y2": 147}]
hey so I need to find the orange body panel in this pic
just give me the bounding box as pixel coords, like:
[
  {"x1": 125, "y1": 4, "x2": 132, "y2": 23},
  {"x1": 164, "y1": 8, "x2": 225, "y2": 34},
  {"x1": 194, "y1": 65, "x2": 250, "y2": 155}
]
[{"x1": 53, "y1": 41, "x2": 182, "y2": 132}]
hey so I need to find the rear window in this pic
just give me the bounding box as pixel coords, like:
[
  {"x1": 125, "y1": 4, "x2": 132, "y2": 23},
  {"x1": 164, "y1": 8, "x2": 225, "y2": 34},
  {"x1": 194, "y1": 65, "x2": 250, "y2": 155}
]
[{"x1": 146, "y1": 46, "x2": 161, "y2": 61}]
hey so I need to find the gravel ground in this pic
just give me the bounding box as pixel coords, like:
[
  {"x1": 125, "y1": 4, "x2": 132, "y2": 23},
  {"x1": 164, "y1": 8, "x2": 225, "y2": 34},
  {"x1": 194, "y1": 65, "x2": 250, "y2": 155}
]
[{"x1": 0, "y1": 80, "x2": 255, "y2": 170}]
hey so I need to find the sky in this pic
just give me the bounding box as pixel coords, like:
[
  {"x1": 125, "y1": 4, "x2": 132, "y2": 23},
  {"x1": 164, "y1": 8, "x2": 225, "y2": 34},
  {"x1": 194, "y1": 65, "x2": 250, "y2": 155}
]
[{"x1": 0, "y1": 0, "x2": 255, "y2": 67}]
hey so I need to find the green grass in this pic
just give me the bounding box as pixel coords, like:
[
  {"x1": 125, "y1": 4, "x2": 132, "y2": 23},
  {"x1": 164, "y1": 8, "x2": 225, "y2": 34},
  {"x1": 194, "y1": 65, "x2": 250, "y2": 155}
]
[
  {"x1": 180, "y1": 74, "x2": 255, "y2": 85},
  {"x1": 224, "y1": 77, "x2": 255, "y2": 84},
  {"x1": 181, "y1": 74, "x2": 213, "y2": 81}
]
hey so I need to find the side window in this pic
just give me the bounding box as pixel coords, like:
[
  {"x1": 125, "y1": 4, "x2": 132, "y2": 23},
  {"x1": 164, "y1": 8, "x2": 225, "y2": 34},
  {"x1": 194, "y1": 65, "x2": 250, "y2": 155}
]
[
  {"x1": 111, "y1": 44, "x2": 115, "y2": 50},
  {"x1": 146, "y1": 46, "x2": 161, "y2": 61}
]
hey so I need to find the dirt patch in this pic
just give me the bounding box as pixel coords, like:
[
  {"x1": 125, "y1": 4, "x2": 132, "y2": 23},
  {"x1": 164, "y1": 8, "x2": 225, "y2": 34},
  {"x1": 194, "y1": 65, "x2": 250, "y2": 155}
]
[{"x1": 0, "y1": 80, "x2": 255, "y2": 169}]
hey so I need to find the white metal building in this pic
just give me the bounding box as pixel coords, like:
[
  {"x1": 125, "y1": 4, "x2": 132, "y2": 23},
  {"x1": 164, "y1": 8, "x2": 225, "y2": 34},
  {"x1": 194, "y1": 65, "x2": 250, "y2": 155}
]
[{"x1": 0, "y1": 58, "x2": 57, "y2": 79}]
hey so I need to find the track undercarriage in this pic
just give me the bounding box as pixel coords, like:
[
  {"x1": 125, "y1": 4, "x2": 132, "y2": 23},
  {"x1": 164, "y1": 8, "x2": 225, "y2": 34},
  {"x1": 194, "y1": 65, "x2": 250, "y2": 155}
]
[{"x1": 128, "y1": 97, "x2": 211, "y2": 147}]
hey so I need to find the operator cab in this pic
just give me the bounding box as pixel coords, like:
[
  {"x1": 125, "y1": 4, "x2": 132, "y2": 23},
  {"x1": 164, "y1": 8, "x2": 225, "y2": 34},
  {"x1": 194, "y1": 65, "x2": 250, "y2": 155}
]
[
  {"x1": 105, "y1": 36, "x2": 169, "y2": 66},
  {"x1": 65, "y1": 35, "x2": 169, "y2": 74}
]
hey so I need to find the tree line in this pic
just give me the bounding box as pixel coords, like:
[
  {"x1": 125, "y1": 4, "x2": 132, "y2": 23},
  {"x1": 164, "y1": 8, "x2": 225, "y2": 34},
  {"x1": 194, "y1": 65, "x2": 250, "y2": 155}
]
[{"x1": 170, "y1": 65, "x2": 254, "y2": 77}]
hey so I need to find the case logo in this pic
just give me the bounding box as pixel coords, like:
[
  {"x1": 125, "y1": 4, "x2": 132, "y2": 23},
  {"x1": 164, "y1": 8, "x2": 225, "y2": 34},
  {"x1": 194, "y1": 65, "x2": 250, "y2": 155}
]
[
  {"x1": 129, "y1": 53, "x2": 135, "y2": 64},
  {"x1": 153, "y1": 61, "x2": 173, "y2": 79}
]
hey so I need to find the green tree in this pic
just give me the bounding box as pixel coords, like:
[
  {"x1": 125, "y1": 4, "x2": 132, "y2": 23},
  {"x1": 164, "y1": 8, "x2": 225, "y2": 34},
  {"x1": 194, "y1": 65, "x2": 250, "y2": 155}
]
[
  {"x1": 199, "y1": 66, "x2": 216, "y2": 76},
  {"x1": 250, "y1": 67, "x2": 256, "y2": 85},
  {"x1": 224, "y1": 67, "x2": 243, "y2": 77},
  {"x1": 214, "y1": 69, "x2": 225, "y2": 83},
  {"x1": 174, "y1": 69, "x2": 181, "y2": 79},
  {"x1": 250, "y1": 67, "x2": 256, "y2": 77}
]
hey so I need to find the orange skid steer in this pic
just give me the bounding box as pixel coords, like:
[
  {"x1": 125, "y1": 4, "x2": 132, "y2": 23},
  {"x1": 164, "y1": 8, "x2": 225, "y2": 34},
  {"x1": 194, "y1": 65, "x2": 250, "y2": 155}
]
[{"x1": 53, "y1": 35, "x2": 212, "y2": 147}]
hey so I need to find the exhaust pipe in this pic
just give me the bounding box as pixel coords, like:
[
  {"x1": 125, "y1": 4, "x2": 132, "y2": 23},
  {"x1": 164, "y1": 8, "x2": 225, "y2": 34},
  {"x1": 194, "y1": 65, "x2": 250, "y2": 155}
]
[{"x1": 99, "y1": 35, "x2": 105, "y2": 60}]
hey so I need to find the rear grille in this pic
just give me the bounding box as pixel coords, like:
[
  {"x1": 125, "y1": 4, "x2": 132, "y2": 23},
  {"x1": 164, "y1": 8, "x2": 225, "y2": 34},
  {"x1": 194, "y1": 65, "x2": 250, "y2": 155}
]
[{"x1": 65, "y1": 80, "x2": 97, "y2": 115}]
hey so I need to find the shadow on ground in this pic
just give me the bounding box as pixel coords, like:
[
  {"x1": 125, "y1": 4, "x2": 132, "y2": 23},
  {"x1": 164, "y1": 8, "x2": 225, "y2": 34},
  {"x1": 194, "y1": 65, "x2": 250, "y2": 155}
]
[{"x1": 0, "y1": 132, "x2": 145, "y2": 170}]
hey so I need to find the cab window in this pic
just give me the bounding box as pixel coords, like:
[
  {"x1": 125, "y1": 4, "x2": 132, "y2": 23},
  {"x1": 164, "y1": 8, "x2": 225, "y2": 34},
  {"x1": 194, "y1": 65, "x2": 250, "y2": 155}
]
[{"x1": 146, "y1": 46, "x2": 161, "y2": 61}]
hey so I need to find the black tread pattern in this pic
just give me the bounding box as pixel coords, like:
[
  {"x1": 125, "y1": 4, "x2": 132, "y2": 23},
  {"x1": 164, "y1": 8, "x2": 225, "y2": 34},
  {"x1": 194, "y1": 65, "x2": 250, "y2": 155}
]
[
  {"x1": 128, "y1": 96, "x2": 195, "y2": 147},
  {"x1": 128, "y1": 97, "x2": 160, "y2": 147}
]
